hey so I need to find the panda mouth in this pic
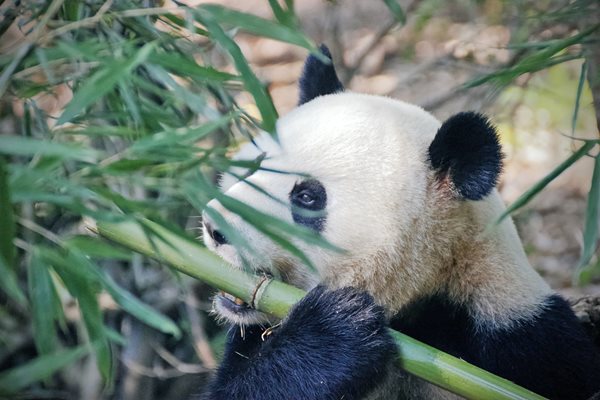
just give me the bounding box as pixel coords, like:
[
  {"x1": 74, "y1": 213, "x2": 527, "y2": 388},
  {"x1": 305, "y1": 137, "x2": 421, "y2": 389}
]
[
  {"x1": 214, "y1": 291, "x2": 269, "y2": 324},
  {"x1": 217, "y1": 291, "x2": 251, "y2": 311},
  {"x1": 213, "y1": 271, "x2": 275, "y2": 324}
]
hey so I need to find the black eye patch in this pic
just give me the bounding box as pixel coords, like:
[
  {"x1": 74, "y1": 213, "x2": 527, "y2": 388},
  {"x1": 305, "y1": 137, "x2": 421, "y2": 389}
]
[{"x1": 290, "y1": 179, "x2": 327, "y2": 232}]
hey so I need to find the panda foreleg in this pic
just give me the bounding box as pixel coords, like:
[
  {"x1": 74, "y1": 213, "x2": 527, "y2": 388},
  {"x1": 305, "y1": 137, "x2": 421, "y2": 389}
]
[{"x1": 205, "y1": 286, "x2": 396, "y2": 400}]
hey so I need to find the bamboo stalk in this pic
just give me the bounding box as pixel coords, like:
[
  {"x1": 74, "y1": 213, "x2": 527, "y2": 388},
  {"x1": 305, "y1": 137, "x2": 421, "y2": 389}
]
[{"x1": 90, "y1": 218, "x2": 545, "y2": 400}]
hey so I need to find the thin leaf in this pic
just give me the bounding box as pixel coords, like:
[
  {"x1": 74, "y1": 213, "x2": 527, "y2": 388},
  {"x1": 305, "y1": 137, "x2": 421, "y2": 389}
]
[
  {"x1": 194, "y1": 9, "x2": 279, "y2": 133},
  {"x1": 57, "y1": 42, "x2": 156, "y2": 125},
  {"x1": 64, "y1": 235, "x2": 132, "y2": 260},
  {"x1": 28, "y1": 250, "x2": 59, "y2": 355},
  {"x1": 200, "y1": 4, "x2": 315, "y2": 50},
  {"x1": 0, "y1": 43, "x2": 31, "y2": 98},
  {"x1": 129, "y1": 112, "x2": 236, "y2": 153},
  {"x1": 40, "y1": 247, "x2": 113, "y2": 382},
  {"x1": 575, "y1": 154, "x2": 600, "y2": 279},
  {"x1": 67, "y1": 248, "x2": 182, "y2": 338},
  {"x1": 466, "y1": 26, "x2": 599, "y2": 88},
  {"x1": 381, "y1": 0, "x2": 406, "y2": 24},
  {"x1": 0, "y1": 254, "x2": 27, "y2": 307},
  {"x1": 0, "y1": 345, "x2": 89, "y2": 395},
  {"x1": 148, "y1": 52, "x2": 238, "y2": 82},
  {"x1": 0, "y1": 157, "x2": 16, "y2": 270},
  {"x1": 117, "y1": 81, "x2": 142, "y2": 127},
  {"x1": 496, "y1": 141, "x2": 596, "y2": 223},
  {"x1": 0, "y1": 135, "x2": 99, "y2": 162},
  {"x1": 571, "y1": 61, "x2": 587, "y2": 135},
  {"x1": 267, "y1": 0, "x2": 296, "y2": 27},
  {"x1": 58, "y1": 125, "x2": 140, "y2": 137}
]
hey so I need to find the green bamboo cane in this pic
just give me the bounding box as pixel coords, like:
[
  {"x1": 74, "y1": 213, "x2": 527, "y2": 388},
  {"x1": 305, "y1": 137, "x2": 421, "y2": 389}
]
[{"x1": 90, "y1": 218, "x2": 545, "y2": 400}]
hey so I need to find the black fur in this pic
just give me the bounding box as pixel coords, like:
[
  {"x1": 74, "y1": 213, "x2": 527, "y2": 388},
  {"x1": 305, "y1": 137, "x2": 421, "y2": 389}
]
[
  {"x1": 298, "y1": 45, "x2": 344, "y2": 105},
  {"x1": 290, "y1": 179, "x2": 327, "y2": 232},
  {"x1": 428, "y1": 112, "x2": 503, "y2": 200},
  {"x1": 204, "y1": 286, "x2": 395, "y2": 400},
  {"x1": 390, "y1": 293, "x2": 600, "y2": 400}
]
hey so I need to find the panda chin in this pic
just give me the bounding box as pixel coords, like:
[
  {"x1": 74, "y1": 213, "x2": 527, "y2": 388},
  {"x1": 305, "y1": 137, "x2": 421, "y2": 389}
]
[{"x1": 213, "y1": 291, "x2": 273, "y2": 326}]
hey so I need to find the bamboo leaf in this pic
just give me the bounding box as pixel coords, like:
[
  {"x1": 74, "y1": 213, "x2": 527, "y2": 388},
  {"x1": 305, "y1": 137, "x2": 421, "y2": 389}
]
[
  {"x1": 57, "y1": 42, "x2": 156, "y2": 125},
  {"x1": 0, "y1": 345, "x2": 89, "y2": 395},
  {"x1": 66, "y1": 248, "x2": 182, "y2": 338},
  {"x1": 0, "y1": 254, "x2": 27, "y2": 307},
  {"x1": 466, "y1": 26, "x2": 598, "y2": 88},
  {"x1": 496, "y1": 141, "x2": 596, "y2": 224},
  {"x1": 200, "y1": 4, "x2": 315, "y2": 50},
  {"x1": 64, "y1": 235, "x2": 132, "y2": 260},
  {"x1": 194, "y1": 9, "x2": 279, "y2": 133},
  {"x1": 0, "y1": 135, "x2": 99, "y2": 162},
  {"x1": 148, "y1": 52, "x2": 238, "y2": 82},
  {"x1": 0, "y1": 157, "x2": 16, "y2": 270},
  {"x1": 571, "y1": 61, "x2": 587, "y2": 135},
  {"x1": 575, "y1": 154, "x2": 600, "y2": 282},
  {"x1": 129, "y1": 113, "x2": 236, "y2": 153},
  {"x1": 381, "y1": 0, "x2": 406, "y2": 24},
  {"x1": 267, "y1": 0, "x2": 296, "y2": 27},
  {"x1": 40, "y1": 247, "x2": 113, "y2": 382},
  {"x1": 28, "y1": 250, "x2": 59, "y2": 356}
]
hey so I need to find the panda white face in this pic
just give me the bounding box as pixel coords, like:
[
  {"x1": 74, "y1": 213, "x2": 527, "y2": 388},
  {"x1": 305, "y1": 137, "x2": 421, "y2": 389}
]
[{"x1": 203, "y1": 93, "x2": 442, "y2": 325}]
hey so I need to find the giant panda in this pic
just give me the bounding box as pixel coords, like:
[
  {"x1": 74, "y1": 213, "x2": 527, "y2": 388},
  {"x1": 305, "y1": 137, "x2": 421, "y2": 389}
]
[{"x1": 200, "y1": 46, "x2": 600, "y2": 400}]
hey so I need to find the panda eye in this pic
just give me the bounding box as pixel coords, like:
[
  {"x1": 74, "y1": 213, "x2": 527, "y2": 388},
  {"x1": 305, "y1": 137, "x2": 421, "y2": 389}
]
[
  {"x1": 297, "y1": 191, "x2": 315, "y2": 206},
  {"x1": 289, "y1": 178, "x2": 327, "y2": 232},
  {"x1": 290, "y1": 179, "x2": 327, "y2": 211}
]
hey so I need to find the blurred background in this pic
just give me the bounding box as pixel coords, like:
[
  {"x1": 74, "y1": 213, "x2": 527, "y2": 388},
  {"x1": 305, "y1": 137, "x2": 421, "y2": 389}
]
[{"x1": 0, "y1": 0, "x2": 598, "y2": 399}]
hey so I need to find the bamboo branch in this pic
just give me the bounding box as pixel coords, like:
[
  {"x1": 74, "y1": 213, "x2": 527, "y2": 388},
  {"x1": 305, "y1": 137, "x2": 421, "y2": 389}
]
[{"x1": 89, "y1": 217, "x2": 545, "y2": 400}]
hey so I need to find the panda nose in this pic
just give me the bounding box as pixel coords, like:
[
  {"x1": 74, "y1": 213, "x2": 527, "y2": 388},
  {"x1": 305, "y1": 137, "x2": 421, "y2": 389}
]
[{"x1": 203, "y1": 219, "x2": 229, "y2": 246}]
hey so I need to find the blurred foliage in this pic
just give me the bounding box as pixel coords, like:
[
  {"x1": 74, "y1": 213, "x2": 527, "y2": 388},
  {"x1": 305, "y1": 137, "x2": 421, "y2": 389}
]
[
  {"x1": 0, "y1": 0, "x2": 331, "y2": 397},
  {"x1": 463, "y1": 0, "x2": 600, "y2": 282},
  {"x1": 0, "y1": 0, "x2": 599, "y2": 399}
]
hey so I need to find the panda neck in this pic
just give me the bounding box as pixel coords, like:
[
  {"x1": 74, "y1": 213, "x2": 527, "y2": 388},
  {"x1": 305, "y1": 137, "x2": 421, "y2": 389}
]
[{"x1": 429, "y1": 190, "x2": 552, "y2": 329}]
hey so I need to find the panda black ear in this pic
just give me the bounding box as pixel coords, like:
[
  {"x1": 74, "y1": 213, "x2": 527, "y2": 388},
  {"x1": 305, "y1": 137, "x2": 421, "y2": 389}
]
[
  {"x1": 298, "y1": 44, "x2": 344, "y2": 105},
  {"x1": 428, "y1": 112, "x2": 503, "y2": 200}
]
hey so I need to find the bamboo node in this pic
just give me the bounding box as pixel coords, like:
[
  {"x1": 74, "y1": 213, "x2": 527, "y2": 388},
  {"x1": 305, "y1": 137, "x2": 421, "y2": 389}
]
[{"x1": 250, "y1": 275, "x2": 272, "y2": 310}]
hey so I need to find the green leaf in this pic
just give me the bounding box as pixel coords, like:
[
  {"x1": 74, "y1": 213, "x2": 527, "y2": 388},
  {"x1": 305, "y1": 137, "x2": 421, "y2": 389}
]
[
  {"x1": 267, "y1": 0, "x2": 296, "y2": 27},
  {"x1": 64, "y1": 235, "x2": 132, "y2": 260},
  {"x1": 58, "y1": 125, "x2": 141, "y2": 137},
  {"x1": 0, "y1": 43, "x2": 31, "y2": 98},
  {"x1": 194, "y1": 9, "x2": 279, "y2": 133},
  {"x1": 70, "y1": 248, "x2": 182, "y2": 338},
  {"x1": 496, "y1": 141, "x2": 596, "y2": 224},
  {"x1": 40, "y1": 247, "x2": 113, "y2": 382},
  {"x1": 0, "y1": 345, "x2": 89, "y2": 395},
  {"x1": 0, "y1": 254, "x2": 27, "y2": 307},
  {"x1": 57, "y1": 42, "x2": 156, "y2": 125},
  {"x1": 53, "y1": 241, "x2": 181, "y2": 338},
  {"x1": 571, "y1": 61, "x2": 587, "y2": 135},
  {"x1": 381, "y1": 0, "x2": 406, "y2": 24},
  {"x1": 129, "y1": 112, "x2": 236, "y2": 153},
  {"x1": 575, "y1": 154, "x2": 600, "y2": 281},
  {"x1": 0, "y1": 157, "x2": 15, "y2": 270},
  {"x1": 28, "y1": 250, "x2": 59, "y2": 355},
  {"x1": 148, "y1": 52, "x2": 238, "y2": 82},
  {"x1": 158, "y1": 13, "x2": 208, "y2": 36},
  {"x1": 466, "y1": 26, "x2": 599, "y2": 88},
  {"x1": 117, "y1": 81, "x2": 142, "y2": 127},
  {"x1": 0, "y1": 135, "x2": 99, "y2": 162},
  {"x1": 200, "y1": 4, "x2": 315, "y2": 50}
]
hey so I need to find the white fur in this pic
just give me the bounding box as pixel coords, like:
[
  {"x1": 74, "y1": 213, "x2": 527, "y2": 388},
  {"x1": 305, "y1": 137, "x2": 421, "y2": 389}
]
[{"x1": 204, "y1": 92, "x2": 550, "y2": 330}]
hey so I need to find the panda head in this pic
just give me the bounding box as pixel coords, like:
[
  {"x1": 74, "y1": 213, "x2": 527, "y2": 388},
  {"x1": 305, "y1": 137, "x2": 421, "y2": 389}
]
[{"x1": 203, "y1": 45, "x2": 503, "y2": 325}]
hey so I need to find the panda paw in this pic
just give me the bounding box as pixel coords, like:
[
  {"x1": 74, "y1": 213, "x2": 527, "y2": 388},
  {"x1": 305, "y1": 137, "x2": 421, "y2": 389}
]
[
  {"x1": 285, "y1": 285, "x2": 391, "y2": 339},
  {"x1": 273, "y1": 285, "x2": 396, "y2": 393},
  {"x1": 267, "y1": 286, "x2": 396, "y2": 399}
]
